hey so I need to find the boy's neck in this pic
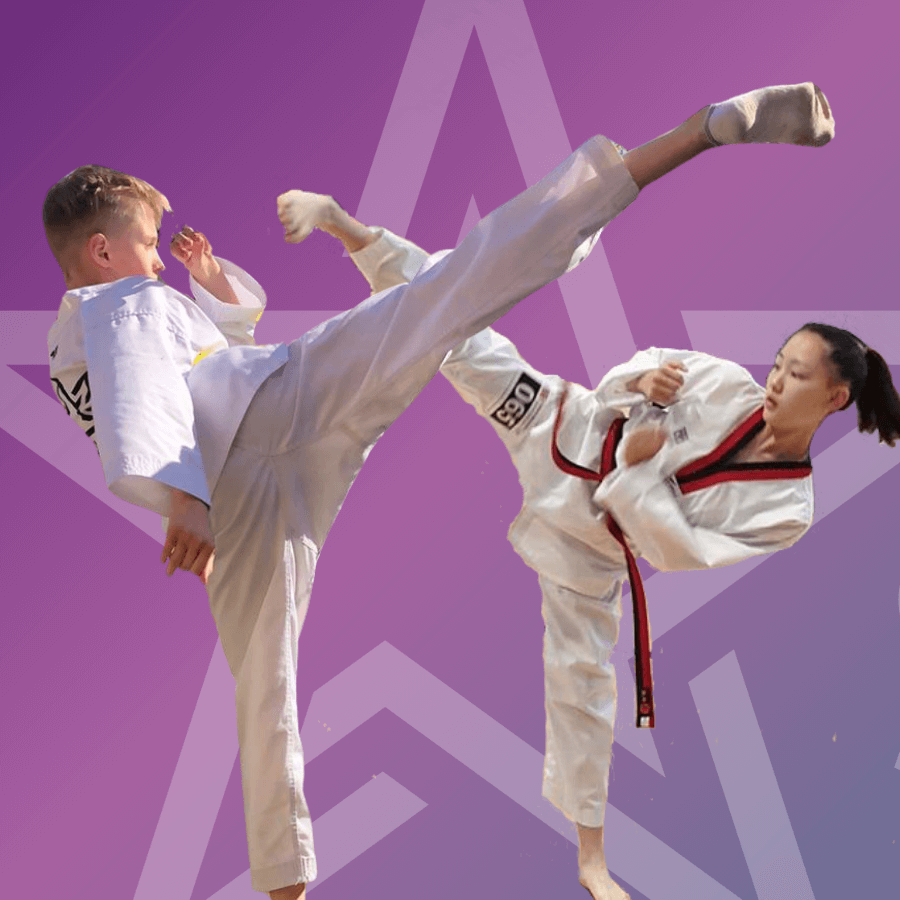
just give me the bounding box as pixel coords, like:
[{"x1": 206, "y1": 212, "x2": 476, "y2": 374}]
[{"x1": 64, "y1": 263, "x2": 109, "y2": 291}]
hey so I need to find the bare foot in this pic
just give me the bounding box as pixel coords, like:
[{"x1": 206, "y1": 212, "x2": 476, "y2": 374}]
[
  {"x1": 580, "y1": 866, "x2": 631, "y2": 900},
  {"x1": 276, "y1": 190, "x2": 337, "y2": 243}
]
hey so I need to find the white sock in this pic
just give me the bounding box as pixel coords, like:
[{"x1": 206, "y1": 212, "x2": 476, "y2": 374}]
[{"x1": 704, "y1": 83, "x2": 834, "y2": 147}]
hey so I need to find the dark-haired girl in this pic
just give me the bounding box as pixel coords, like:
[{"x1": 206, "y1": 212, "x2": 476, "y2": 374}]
[
  {"x1": 275, "y1": 82, "x2": 866, "y2": 900},
  {"x1": 438, "y1": 320, "x2": 900, "y2": 900}
]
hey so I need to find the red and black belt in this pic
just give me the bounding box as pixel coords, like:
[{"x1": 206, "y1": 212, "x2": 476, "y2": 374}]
[{"x1": 551, "y1": 385, "x2": 811, "y2": 729}]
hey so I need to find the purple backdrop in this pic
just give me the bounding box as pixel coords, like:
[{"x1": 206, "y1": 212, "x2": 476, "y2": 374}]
[{"x1": 3, "y1": 2, "x2": 898, "y2": 898}]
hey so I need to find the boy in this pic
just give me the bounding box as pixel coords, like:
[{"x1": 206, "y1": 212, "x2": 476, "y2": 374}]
[{"x1": 43, "y1": 82, "x2": 832, "y2": 898}]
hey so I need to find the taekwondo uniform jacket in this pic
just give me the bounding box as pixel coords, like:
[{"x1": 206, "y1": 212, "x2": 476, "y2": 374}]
[
  {"x1": 48, "y1": 260, "x2": 285, "y2": 515},
  {"x1": 441, "y1": 330, "x2": 815, "y2": 596}
]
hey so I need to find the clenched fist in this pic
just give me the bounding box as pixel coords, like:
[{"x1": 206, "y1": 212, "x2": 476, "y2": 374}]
[
  {"x1": 634, "y1": 360, "x2": 686, "y2": 406},
  {"x1": 170, "y1": 225, "x2": 219, "y2": 284}
]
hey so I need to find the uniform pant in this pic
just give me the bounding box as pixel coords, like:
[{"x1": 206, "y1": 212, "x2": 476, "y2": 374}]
[
  {"x1": 203, "y1": 133, "x2": 639, "y2": 892},
  {"x1": 539, "y1": 575, "x2": 622, "y2": 828}
]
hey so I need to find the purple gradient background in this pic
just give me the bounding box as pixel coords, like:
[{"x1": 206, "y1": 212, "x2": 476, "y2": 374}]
[{"x1": 3, "y1": 2, "x2": 898, "y2": 898}]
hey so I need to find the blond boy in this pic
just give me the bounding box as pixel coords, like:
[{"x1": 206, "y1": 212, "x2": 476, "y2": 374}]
[{"x1": 44, "y1": 142, "x2": 639, "y2": 896}]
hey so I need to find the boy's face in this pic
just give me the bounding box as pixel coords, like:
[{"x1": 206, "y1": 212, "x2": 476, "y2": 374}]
[{"x1": 100, "y1": 199, "x2": 165, "y2": 282}]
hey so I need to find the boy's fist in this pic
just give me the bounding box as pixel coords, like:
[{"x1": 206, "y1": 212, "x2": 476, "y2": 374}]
[
  {"x1": 170, "y1": 225, "x2": 220, "y2": 284},
  {"x1": 276, "y1": 190, "x2": 336, "y2": 243}
]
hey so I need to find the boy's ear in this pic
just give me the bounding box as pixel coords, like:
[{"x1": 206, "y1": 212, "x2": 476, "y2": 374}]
[{"x1": 87, "y1": 232, "x2": 112, "y2": 269}]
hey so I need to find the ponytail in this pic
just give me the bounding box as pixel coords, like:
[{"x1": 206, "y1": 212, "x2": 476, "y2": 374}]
[
  {"x1": 856, "y1": 346, "x2": 900, "y2": 446},
  {"x1": 797, "y1": 323, "x2": 900, "y2": 447}
]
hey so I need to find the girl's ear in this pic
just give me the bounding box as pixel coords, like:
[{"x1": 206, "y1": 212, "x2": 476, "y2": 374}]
[{"x1": 830, "y1": 383, "x2": 851, "y2": 413}]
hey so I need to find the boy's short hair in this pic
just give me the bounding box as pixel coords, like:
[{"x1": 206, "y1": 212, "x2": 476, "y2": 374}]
[{"x1": 43, "y1": 165, "x2": 171, "y2": 266}]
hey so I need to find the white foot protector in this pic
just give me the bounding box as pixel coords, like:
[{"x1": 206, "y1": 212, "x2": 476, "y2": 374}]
[
  {"x1": 276, "y1": 190, "x2": 334, "y2": 243},
  {"x1": 704, "y1": 83, "x2": 834, "y2": 147}
]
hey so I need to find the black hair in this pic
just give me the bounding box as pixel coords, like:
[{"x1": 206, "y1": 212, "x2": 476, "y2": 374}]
[{"x1": 797, "y1": 322, "x2": 900, "y2": 446}]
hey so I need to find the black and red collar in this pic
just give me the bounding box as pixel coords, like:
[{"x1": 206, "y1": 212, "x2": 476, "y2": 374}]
[{"x1": 675, "y1": 407, "x2": 811, "y2": 493}]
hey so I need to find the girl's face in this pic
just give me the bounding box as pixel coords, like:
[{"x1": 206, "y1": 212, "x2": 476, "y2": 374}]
[{"x1": 763, "y1": 330, "x2": 850, "y2": 433}]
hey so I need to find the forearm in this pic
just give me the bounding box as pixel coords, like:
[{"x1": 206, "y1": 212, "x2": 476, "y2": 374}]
[{"x1": 317, "y1": 201, "x2": 380, "y2": 253}]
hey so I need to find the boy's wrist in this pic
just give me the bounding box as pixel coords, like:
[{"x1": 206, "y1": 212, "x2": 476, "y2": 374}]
[
  {"x1": 169, "y1": 486, "x2": 210, "y2": 511},
  {"x1": 192, "y1": 257, "x2": 223, "y2": 289},
  {"x1": 192, "y1": 260, "x2": 240, "y2": 305}
]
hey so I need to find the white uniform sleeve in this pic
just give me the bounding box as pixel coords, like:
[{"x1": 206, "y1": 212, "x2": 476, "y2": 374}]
[
  {"x1": 189, "y1": 257, "x2": 266, "y2": 347},
  {"x1": 349, "y1": 229, "x2": 431, "y2": 294},
  {"x1": 593, "y1": 457, "x2": 810, "y2": 571},
  {"x1": 592, "y1": 347, "x2": 665, "y2": 413},
  {"x1": 81, "y1": 278, "x2": 210, "y2": 514}
]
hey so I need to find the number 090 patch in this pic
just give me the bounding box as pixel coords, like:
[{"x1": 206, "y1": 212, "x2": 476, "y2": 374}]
[{"x1": 491, "y1": 372, "x2": 541, "y2": 430}]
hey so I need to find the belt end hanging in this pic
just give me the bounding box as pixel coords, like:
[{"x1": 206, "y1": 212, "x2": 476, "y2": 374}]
[{"x1": 636, "y1": 693, "x2": 655, "y2": 729}]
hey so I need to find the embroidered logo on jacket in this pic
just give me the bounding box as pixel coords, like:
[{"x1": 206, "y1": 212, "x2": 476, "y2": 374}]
[
  {"x1": 673, "y1": 426, "x2": 689, "y2": 444},
  {"x1": 51, "y1": 372, "x2": 95, "y2": 438},
  {"x1": 491, "y1": 372, "x2": 541, "y2": 430}
]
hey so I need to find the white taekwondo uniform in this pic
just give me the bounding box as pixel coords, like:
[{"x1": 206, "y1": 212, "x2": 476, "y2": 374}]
[
  {"x1": 354, "y1": 234, "x2": 814, "y2": 831},
  {"x1": 47, "y1": 135, "x2": 638, "y2": 891}
]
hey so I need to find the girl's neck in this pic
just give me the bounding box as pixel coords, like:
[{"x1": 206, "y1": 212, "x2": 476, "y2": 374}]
[{"x1": 736, "y1": 421, "x2": 813, "y2": 463}]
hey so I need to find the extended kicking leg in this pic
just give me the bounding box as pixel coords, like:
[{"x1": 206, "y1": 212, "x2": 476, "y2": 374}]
[{"x1": 623, "y1": 82, "x2": 834, "y2": 189}]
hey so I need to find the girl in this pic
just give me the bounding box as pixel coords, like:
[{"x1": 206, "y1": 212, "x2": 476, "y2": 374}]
[{"x1": 274, "y1": 82, "x2": 875, "y2": 900}]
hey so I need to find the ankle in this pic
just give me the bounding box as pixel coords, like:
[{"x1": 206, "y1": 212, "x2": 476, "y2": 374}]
[{"x1": 268, "y1": 883, "x2": 306, "y2": 900}]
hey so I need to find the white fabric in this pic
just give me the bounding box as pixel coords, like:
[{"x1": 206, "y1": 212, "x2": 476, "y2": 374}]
[
  {"x1": 47, "y1": 134, "x2": 639, "y2": 891},
  {"x1": 539, "y1": 575, "x2": 620, "y2": 827},
  {"x1": 48, "y1": 258, "x2": 286, "y2": 510},
  {"x1": 442, "y1": 335, "x2": 813, "y2": 589}
]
